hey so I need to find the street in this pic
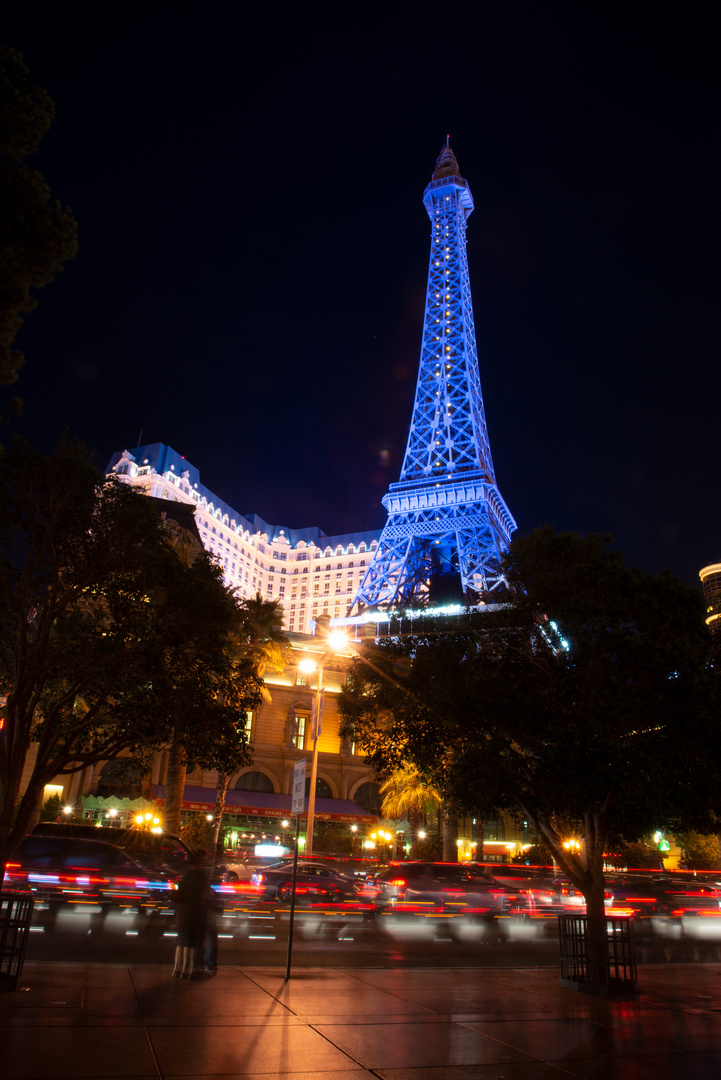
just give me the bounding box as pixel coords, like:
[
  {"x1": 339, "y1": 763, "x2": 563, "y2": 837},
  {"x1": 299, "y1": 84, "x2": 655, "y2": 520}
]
[{"x1": 25, "y1": 900, "x2": 721, "y2": 969}]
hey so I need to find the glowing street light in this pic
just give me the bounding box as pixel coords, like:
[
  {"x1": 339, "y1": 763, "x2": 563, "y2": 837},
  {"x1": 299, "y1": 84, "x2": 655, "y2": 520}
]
[{"x1": 303, "y1": 628, "x2": 348, "y2": 857}]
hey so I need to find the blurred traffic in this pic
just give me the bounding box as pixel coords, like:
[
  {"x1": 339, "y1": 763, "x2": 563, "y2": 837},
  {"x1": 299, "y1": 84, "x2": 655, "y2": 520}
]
[{"x1": 5, "y1": 825, "x2": 721, "y2": 951}]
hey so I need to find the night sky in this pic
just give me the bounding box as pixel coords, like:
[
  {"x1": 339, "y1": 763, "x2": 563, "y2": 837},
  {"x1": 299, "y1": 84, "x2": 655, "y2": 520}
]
[{"x1": 3, "y1": 6, "x2": 718, "y2": 588}]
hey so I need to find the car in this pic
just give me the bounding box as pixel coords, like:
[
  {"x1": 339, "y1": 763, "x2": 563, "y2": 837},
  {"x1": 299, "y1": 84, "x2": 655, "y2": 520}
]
[
  {"x1": 478, "y1": 864, "x2": 560, "y2": 911},
  {"x1": 31, "y1": 822, "x2": 195, "y2": 874},
  {"x1": 250, "y1": 861, "x2": 358, "y2": 903},
  {"x1": 4, "y1": 832, "x2": 178, "y2": 910},
  {"x1": 604, "y1": 874, "x2": 721, "y2": 919},
  {"x1": 221, "y1": 854, "x2": 287, "y2": 882},
  {"x1": 366, "y1": 861, "x2": 511, "y2": 914}
]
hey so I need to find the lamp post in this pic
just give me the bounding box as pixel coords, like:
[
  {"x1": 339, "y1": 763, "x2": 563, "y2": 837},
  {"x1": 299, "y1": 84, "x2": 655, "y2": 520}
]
[{"x1": 299, "y1": 628, "x2": 348, "y2": 858}]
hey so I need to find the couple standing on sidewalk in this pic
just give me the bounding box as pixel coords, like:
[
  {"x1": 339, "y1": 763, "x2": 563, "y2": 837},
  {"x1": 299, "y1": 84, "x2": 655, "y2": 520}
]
[{"x1": 172, "y1": 850, "x2": 222, "y2": 979}]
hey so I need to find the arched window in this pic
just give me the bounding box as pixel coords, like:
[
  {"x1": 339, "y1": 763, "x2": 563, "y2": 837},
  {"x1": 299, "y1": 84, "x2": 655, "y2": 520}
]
[
  {"x1": 96, "y1": 759, "x2": 144, "y2": 799},
  {"x1": 235, "y1": 771, "x2": 275, "y2": 793},
  {"x1": 305, "y1": 777, "x2": 333, "y2": 799},
  {"x1": 353, "y1": 782, "x2": 381, "y2": 815}
]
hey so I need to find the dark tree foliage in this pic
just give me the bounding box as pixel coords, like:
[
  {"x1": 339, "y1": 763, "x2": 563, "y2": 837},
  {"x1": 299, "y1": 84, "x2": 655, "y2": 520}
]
[
  {"x1": 0, "y1": 441, "x2": 262, "y2": 871},
  {"x1": 340, "y1": 528, "x2": 720, "y2": 981},
  {"x1": 0, "y1": 47, "x2": 77, "y2": 393}
]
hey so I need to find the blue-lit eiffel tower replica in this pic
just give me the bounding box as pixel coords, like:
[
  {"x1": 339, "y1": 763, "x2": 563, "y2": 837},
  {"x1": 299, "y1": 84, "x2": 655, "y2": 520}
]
[{"x1": 352, "y1": 143, "x2": 516, "y2": 613}]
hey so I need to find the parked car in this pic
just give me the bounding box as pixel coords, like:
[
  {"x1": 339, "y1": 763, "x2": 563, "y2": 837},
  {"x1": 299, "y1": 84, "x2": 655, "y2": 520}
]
[
  {"x1": 365, "y1": 862, "x2": 511, "y2": 914},
  {"x1": 4, "y1": 832, "x2": 178, "y2": 909},
  {"x1": 250, "y1": 861, "x2": 358, "y2": 903},
  {"x1": 222, "y1": 855, "x2": 287, "y2": 882},
  {"x1": 31, "y1": 822, "x2": 194, "y2": 875}
]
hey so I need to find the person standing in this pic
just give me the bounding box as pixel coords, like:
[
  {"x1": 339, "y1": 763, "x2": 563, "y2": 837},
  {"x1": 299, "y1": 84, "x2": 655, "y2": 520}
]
[{"x1": 172, "y1": 852, "x2": 210, "y2": 978}]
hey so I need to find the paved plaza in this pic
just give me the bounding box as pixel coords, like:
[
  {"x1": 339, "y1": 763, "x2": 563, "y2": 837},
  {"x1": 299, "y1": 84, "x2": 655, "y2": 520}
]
[{"x1": 2, "y1": 961, "x2": 721, "y2": 1078}]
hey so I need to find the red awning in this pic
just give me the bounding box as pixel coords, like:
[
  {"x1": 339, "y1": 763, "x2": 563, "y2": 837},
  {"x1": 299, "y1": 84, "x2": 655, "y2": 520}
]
[{"x1": 150, "y1": 784, "x2": 377, "y2": 824}]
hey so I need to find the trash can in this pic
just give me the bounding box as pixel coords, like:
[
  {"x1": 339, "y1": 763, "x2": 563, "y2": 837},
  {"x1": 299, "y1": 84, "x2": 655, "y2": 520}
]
[
  {"x1": 0, "y1": 894, "x2": 35, "y2": 992},
  {"x1": 558, "y1": 913, "x2": 637, "y2": 995}
]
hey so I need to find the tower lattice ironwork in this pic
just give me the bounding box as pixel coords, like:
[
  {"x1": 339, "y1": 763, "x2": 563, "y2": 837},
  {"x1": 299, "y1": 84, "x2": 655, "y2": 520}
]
[{"x1": 352, "y1": 143, "x2": 516, "y2": 613}]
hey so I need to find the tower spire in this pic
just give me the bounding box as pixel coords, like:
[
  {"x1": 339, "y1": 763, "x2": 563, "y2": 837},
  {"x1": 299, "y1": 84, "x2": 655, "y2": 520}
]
[{"x1": 352, "y1": 146, "x2": 516, "y2": 613}]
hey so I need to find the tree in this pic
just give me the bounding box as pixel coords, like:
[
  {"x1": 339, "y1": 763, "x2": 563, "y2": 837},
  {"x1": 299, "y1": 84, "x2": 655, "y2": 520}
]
[
  {"x1": 675, "y1": 830, "x2": 720, "y2": 870},
  {"x1": 340, "y1": 528, "x2": 720, "y2": 984},
  {"x1": 159, "y1": 588, "x2": 288, "y2": 847},
  {"x1": 0, "y1": 441, "x2": 260, "y2": 874},
  {"x1": 379, "y1": 766, "x2": 442, "y2": 858},
  {"x1": 0, "y1": 48, "x2": 77, "y2": 396},
  {"x1": 206, "y1": 594, "x2": 288, "y2": 857}
]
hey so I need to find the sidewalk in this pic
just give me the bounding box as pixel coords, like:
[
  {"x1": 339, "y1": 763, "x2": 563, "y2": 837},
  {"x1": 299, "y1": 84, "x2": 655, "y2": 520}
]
[{"x1": 2, "y1": 960, "x2": 721, "y2": 1079}]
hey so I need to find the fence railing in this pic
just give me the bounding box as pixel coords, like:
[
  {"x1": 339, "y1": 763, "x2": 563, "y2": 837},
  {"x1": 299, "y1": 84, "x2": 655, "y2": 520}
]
[{"x1": 558, "y1": 914, "x2": 637, "y2": 994}]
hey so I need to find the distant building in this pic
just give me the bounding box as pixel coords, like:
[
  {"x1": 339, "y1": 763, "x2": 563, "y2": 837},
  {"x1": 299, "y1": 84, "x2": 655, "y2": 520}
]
[
  {"x1": 699, "y1": 562, "x2": 721, "y2": 645},
  {"x1": 106, "y1": 443, "x2": 380, "y2": 634}
]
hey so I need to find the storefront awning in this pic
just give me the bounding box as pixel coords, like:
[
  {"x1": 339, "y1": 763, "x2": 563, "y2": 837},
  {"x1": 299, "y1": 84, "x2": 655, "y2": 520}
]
[{"x1": 150, "y1": 784, "x2": 377, "y2": 825}]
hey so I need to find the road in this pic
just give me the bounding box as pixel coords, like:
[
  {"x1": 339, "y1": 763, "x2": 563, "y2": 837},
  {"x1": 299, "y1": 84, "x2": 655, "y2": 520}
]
[{"x1": 24, "y1": 901, "x2": 721, "y2": 969}]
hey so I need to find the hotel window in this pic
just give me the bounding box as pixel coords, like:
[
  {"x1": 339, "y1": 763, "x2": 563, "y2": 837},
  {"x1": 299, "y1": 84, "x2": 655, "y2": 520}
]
[
  {"x1": 243, "y1": 710, "x2": 255, "y2": 742},
  {"x1": 313, "y1": 584, "x2": 319, "y2": 595},
  {"x1": 292, "y1": 711, "x2": 308, "y2": 750},
  {"x1": 295, "y1": 669, "x2": 308, "y2": 687}
]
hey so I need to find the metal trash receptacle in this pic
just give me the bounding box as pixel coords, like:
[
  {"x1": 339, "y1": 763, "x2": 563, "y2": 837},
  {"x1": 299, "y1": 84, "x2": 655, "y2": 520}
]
[
  {"x1": 0, "y1": 894, "x2": 35, "y2": 992},
  {"x1": 558, "y1": 913, "x2": 637, "y2": 995}
]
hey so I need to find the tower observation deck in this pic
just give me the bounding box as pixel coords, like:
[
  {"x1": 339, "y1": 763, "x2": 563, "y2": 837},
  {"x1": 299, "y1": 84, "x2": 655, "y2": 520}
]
[{"x1": 352, "y1": 144, "x2": 516, "y2": 613}]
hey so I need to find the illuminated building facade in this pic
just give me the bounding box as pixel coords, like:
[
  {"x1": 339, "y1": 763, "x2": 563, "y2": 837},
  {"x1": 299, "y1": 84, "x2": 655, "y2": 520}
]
[
  {"x1": 353, "y1": 143, "x2": 515, "y2": 612},
  {"x1": 107, "y1": 443, "x2": 380, "y2": 634},
  {"x1": 100, "y1": 443, "x2": 383, "y2": 838},
  {"x1": 699, "y1": 562, "x2": 721, "y2": 646}
]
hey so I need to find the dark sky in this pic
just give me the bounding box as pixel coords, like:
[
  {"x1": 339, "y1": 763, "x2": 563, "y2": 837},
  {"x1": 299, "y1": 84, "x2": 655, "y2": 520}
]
[{"x1": 3, "y1": 5, "x2": 719, "y2": 588}]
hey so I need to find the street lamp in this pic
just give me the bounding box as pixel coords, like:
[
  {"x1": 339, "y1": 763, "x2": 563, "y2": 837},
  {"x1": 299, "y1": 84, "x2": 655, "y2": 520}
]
[{"x1": 300, "y1": 629, "x2": 348, "y2": 857}]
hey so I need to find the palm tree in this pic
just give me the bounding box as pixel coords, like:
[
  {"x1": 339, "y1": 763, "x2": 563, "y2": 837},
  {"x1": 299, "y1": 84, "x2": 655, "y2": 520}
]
[{"x1": 380, "y1": 766, "x2": 442, "y2": 859}]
